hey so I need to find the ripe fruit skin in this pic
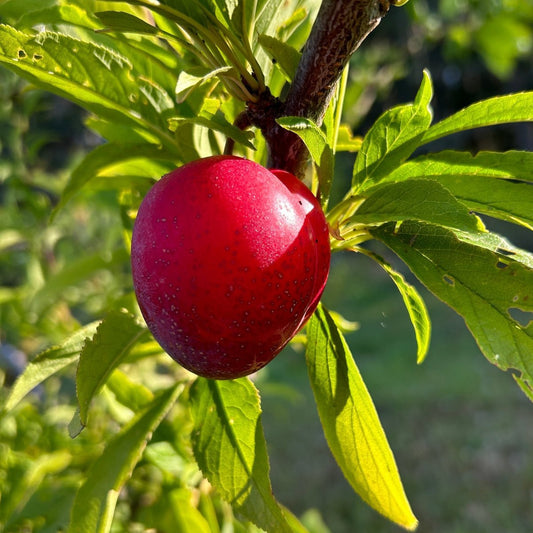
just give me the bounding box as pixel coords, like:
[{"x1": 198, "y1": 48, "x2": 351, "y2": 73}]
[{"x1": 131, "y1": 155, "x2": 330, "y2": 379}]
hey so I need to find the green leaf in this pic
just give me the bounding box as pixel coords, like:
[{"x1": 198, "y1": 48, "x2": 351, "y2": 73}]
[
  {"x1": 3, "y1": 322, "x2": 100, "y2": 412},
  {"x1": 306, "y1": 304, "x2": 418, "y2": 530},
  {"x1": 0, "y1": 0, "x2": 56, "y2": 23},
  {"x1": 276, "y1": 116, "x2": 334, "y2": 206},
  {"x1": 189, "y1": 377, "x2": 292, "y2": 533},
  {"x1": 387, "y1": 150, "x2": 533, "y2": 183},
  {"x1": 454, "y1": 230, "x2": 533, "y2": 269},
  {"x1": 52, "y1": 142, "x2": 178, "y2": 217},
  {"x1": 0, "y1": 24, "x2": 180, "y2": 152},
  {"x1": 232, "y1": 0, "x2": 289, "y2": 44},
  {"x1": 258, "y1": 34, "x2": 301, "y2": 81},
  {"x1": 30, "y1": 249, "x2": 129, "y2": 310},
  {"x1": 167, "y1": 488, "x2": 211, "y2": 533},
  {"x1": 1, "y1": 450, "x2": 72, "y2": 526},
  {"x1": 175, "y1": 66, "x2": 233, "y2": 103},
  {"x1": 385, "y1": 150, "x2": 533, "y2": 230},
  {"x1": 276, "y1": 116, "x2": 329, "y2": 165},
  {"x1": 95, "y1": 10, "x2": 159, "y2": 34},
  {"x1": 2, "y1": 0, "x2": 94, "y2": 31},
  {"x1": 335, "y1": 124, "x2": 363, "y2": 152},
  {"x1": 169, "y1": 98, "x2": 256, "y2": 150},
  {"x1": 75, "y1": 310, "x2": 148, "y2": 430},
  {"x1": 350, "y1": 178, "x2": 482, "y2": 232},
  {"x1": 67, "y1": 383, "x2": 183, "y2": 533},
  {"x1": 372, "y1": 221, "x2": 533, "y2": 398},
  {"x1": 421, "y1": 92, "x2": 533, "y2": 146},
  {"x1": 352, "y1": 70, "x2": 433, "y2": 191},
  {"x1": 360, "y1": 250, "x2": 431, "y2": 364},
  {"x1": 105, "y1": 369, "x2": 154, "y2": 412}
]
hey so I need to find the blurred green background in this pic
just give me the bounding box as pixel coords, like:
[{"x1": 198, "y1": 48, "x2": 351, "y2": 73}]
[{"x1": 1, "y1": 0, "x2": 533, "y2": 531}]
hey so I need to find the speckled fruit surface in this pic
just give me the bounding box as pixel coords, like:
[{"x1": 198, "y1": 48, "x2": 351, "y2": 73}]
[{"x1": 131, "y1": 155, "x2": 330, "y2": 379}]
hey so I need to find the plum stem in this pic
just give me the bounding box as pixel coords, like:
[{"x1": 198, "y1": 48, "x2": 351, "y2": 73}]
[{"x1": 252, "y1": 0, "x2": 392, "y2": 177}]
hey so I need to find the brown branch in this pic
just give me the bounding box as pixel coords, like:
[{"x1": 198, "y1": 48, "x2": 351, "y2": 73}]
[{"x1": 259, "y1": 0, "x2": 392, "y2": 177}]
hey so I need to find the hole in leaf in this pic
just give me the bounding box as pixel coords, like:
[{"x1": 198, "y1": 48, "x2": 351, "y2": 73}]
[
  {"x1": 18, "y1": 49, "x2": 27, "y2": 58},
  {"x1": 497, "y1": 247, "x2": 516, "y2": 257},
  {"x1": 508, "y1": 307, "x2": 533, "y2": 328},
  {"x1": 496, "y1": 260, "x2": 509, "y2": 269},
  {"x1": 443, "y1": 275, "x2": 455, "y2": 287},
  {"x1": 33, "y1": 53, "x2": 43, "y2": 60}
]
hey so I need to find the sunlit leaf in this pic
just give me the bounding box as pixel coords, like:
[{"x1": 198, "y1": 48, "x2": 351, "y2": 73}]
[
  {"x1": 2, "y1": 0, "x2": 94, "y2": 31},
  {"x1": 189, "y1": 377, "x2": 292, "y2": 533},
  {"x1": 421, "y1": 92, "x2": 533, "y2": 146},
  {"x1": 350, "y1": 178, "x2": 482, "y2": 232},
  {"x1": 4, "y1": 322, "x2": 99, "y2": 412},
  {"x1": 352, "y1": 70, "x2": 433, "y2": 191},
  {"x1": 170, "y1": 112, "x2": 256, "y2": 151},
  {"x1": 372, "y1": 221, "x2": 533, "y2": 399},
  {"x1": 52, "y1": 142, "x2": 178, "y2": 217},
  {"x1": 335, "y1": 124, "x2": 363, "y2": 152},
  {"x1": 0, "y1": 24, "x2": 180, "y2": 152},
  {"x1": 306, "y1": 304, "x2": 418, "y2": 531},
  {"x1": 75, "y1": 310, "x2": 148, "y2": 430},
  {"x1": 359, "y1": 250, "x2": 431, "y2": 363},
  {"x1": 276, "y1": 116, "x2": 334, "y2": 206},
  {"x1": 258, "y1": 34, "x2": 300, "y2": 81},
  {"x1": 167, "y1": 488, "x2": 211, "y2": 533},
  {"x1": 105, "y1": 369, "x2": 154, "y2": 412},
  {"x1": 68, "y1": 383, "x2": 183, "y2": 533},
  {"x1": 387, "y1": 150, "x2": 533, "y2": 183},
  {"x1": 175, "y1": 66, "x2": 233, "y2": 103},
  {"x1": 95, "y1": 10, "x2": 158, "y2": 35},
  {"x1": 385, "y1": 150, "x2": 533, "y2": 230}
]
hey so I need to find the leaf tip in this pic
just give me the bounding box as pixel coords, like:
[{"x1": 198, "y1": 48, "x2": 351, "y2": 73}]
[{"x1": 404, "y1": 516, "x2": 419, "y2": 531}]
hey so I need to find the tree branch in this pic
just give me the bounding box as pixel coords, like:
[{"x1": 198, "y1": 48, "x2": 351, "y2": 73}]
[{"x1": 259, "y1": 0, "x2": 392, "y2": 177}]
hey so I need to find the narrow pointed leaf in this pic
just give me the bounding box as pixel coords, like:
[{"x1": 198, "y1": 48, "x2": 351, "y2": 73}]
[
  {"x1": 0, "y1": 24, "x2": 179, "y2": 151},
  {"x1": 277, "y1": 116, "x2": 334, "y2": 205},
  {"x1": 167, "y1": 488, "x2": 211, "y2": 533},
  {"x1": 360, "y1": 250, "x2": 431, "y2": 363},
  {"x1": 372, "y1": 221, "x2": 533, "y2": 398},
  {"x1": 421, "y1": 92, "x2": 533, "y2": 146},
  {"x1": 67, "y1": 384, "x2": 183, "y2": 533},
  {"x1": 306, "y1": 304, "x2": 418, "y2": 530},
  {"x1": 352, "y1": 70, "x2": 433, "y2": 191},
  {"x1": 105, "y1": 369, "x2": 154, "y2": 412},
  {"x1": 52, "y1": 142, "x2": 177, "y2": 217},
  {"x1": 350, "y1": 178, "x2": 481, "y2": 232},
  {"x1": 175, "y1": 66, "x2": 233, "y2": 103},
  {"x1": 170, "y1": 114, "x2": 256, "y2": 150},
  {"x1": 76, "y1": 310, "x2": 148, "y2": 428},
  {"x1": 189, "y1": 377, "x2": 292, "y2": 533},
  {"x1": 385, "y1": 150, "x2": 533, "y2": 230},
  {"x1": 3, "y1": 322, "x2": 99, "y2": 412},
  {"x1": 258, "y1": 34, "x2": 301, "y2": 81},
  {"x1": 335, "y1": 125, "x2": 363, "y2": 152},
  {"x1": 388, "y1": 150, "x2": 533, "y2": 184},
  {"x1": 95, "y1": 10, "x2": 159, "y2": 34}
]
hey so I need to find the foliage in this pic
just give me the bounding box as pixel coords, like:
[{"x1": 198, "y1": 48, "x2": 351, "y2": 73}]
[{"x1": 0, "y1": 0, "x2": 532, "y2": 531}]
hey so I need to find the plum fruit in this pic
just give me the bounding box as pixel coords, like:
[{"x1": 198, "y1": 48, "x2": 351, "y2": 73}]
[{"x1": 131, "y1": 155, "x2": 330, "y2": 379}]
